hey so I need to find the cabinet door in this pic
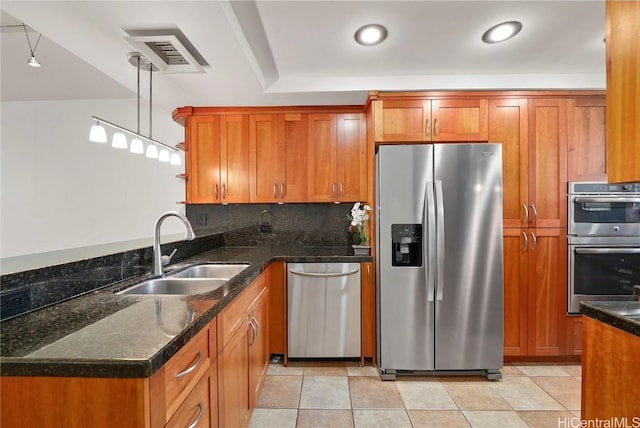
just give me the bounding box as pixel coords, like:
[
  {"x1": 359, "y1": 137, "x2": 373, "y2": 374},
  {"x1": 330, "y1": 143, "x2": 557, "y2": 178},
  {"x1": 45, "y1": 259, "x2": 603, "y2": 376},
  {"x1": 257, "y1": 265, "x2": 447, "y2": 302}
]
[
  {"x1": 217, "y1": 322, "x2": 250, "y2": 428},
  {"x1": 187, "y1": 116, "x2": 221, "y2": 204},
  {"x1": 526, "y1": 229, "x2": 567, "y2": 356},
  {"x1": 220, "y1": 115, "x2": 250, "y2": 204},
  {"x1": 337, "y1": 113, "x2": 367, "y2": 202},
  {"x1": 267, "y1": 262, "x2": 287, "y2": 357},
  {"x1": 373, "y1": 99, "x2": 431, "y2": 142},
  {"x1": 308, "y1": 114, "x2": 338, "y2": 202},
  {"x1": 489, "y1": 99, "x2": 529, "y2": 229},
  {"x1": 503, "y1": 229, "x2": 529, "y2": 357},
  {"x1": 528, "y1": 99, "x2": 568, "y2": 228},
  {"x1": 279, "y1": 113, "x2": 308, "y2": 202},
  {"x1": 565, "y1": 315, "x2": 582, "y2": 356},
  {"x1": 431, "y1": 99, "x2": 488, "y2": 142},
  {"x1": 605, "y1": 0, "x2": 640, "y2": 183},
  {"x1": 361, "y1": 262, "x2": 375, "y2": 362},
  {"x1": 567, "y1": 97, "x2": 607, "y2": 182},
  {"x1": 249, "y1": 114, "x2": 279, "y2": 203},
  {"x1": 248, "y1": 287, "x2": 269, "y2": 408}
]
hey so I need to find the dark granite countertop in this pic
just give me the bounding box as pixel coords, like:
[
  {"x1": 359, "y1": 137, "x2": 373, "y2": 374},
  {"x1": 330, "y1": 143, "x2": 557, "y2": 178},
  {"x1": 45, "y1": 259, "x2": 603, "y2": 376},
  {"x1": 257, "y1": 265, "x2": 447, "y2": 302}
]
[
  {"x1": 0, "y1": 246, "x2": 370, "y2": 378},
  {"x1": 580, "y1": 301, "x2": 640, "y2": 338}
]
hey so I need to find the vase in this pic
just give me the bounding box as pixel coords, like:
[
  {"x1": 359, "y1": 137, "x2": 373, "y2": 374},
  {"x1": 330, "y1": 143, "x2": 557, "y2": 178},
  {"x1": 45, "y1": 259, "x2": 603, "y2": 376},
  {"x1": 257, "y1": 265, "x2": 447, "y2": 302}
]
[{"x1": 352, "y1": 245, "x2": 371, "y2": 256}]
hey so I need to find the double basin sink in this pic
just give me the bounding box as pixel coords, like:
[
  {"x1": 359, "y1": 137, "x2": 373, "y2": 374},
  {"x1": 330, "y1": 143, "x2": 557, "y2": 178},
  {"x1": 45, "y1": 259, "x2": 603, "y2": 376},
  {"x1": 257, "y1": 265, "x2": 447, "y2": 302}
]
[{"x1": 117, "y1": 264, "x2": 249, "y2": 296}]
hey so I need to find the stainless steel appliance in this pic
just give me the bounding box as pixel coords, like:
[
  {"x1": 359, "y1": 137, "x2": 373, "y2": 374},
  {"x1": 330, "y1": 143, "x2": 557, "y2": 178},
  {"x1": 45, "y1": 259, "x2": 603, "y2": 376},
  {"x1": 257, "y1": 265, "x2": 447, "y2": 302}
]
[
  {"x1": 287, "y1": 263, "x2": 361, "y2": 358},
  {"x1": 567, "y1": 182, "x2": 640, "y2": 313},
  {"x1": 376, "y1": 144, "x2": 504, "y2": 380}
]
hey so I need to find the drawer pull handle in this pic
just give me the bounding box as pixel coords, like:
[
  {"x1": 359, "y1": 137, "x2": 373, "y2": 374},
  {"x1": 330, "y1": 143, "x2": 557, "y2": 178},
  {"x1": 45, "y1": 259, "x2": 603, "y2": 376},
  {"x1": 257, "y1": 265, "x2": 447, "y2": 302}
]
[
  {"x1": 187, "y1": 403, "x2": 204, "y2": 428},
  {"x1": 175, "y1": 351, "x2": 202, "y2": 378}
]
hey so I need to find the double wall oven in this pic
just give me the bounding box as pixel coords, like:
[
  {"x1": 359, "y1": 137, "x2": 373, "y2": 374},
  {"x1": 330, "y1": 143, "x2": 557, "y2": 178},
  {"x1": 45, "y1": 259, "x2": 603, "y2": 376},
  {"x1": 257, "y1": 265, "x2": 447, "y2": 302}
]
[{"x1": 568, "y1": 182, "x2": 640, "y2": 313}]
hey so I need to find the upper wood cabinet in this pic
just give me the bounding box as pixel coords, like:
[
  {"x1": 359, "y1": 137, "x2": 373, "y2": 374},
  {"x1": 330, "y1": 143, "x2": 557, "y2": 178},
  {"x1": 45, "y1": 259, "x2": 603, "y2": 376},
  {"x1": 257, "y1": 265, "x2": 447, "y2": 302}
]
[
  {"x1": 489, "y1": 99, "x2": 529, "y2": 229},
  {"x1": 185, "y1": 114, "x2": 250, "y2": 204},
  {"x1": 527, "y1": 98, "x2": 568, "y2": 228},
  {"x1": 186, "y1": 115, "x2": 221, "y2": 204},
  {"x1": 249, "y1": 114, "x2": 308, "y2": 203},
  {"x1": 308, "y1": 113, "x2": 367, "y2": 202},
  {"x1": 567, "y1": 97, "x2": 607, "y2": 182},
  {"x1": 605, "y1": 0, "x2": 640, "y2": 183},
  {"x1": 372, "y1": 98, "x2": 488, "y2": 142}
]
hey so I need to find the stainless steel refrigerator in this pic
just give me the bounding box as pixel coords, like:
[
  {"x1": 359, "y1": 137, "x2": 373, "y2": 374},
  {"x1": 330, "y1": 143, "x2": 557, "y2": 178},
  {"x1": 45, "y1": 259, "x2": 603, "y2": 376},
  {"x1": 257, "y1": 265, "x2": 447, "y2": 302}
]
[{"x1": 376, "y1": 144, "x2": 503, "y2": 380}]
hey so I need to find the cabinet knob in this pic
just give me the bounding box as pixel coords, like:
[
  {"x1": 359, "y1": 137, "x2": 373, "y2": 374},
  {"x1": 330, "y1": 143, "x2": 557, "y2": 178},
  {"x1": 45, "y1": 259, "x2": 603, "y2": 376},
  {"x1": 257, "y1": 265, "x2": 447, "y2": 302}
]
[
  {"x1": 530, "y1": 232, "x2": 537, "y2": 251},
  {"x1": 434, "y1": 118, "x2": 439, "y2": 136},
  {"x1": 425, "y1": 118, "x2": 431, "y2": 137},
  {"x1": 521, "y1": 204, "x2": 529, "y2": 225}
]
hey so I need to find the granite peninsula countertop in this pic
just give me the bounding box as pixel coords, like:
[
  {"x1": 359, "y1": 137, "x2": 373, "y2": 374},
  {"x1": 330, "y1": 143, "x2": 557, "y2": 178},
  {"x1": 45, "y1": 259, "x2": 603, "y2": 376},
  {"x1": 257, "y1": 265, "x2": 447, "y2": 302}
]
[
  {"x1": 0, "y1": 246, "x2": 371, "y2": 378},
  {"x1": 580, "y1": 301, "x2": 640, "y2": 338}
]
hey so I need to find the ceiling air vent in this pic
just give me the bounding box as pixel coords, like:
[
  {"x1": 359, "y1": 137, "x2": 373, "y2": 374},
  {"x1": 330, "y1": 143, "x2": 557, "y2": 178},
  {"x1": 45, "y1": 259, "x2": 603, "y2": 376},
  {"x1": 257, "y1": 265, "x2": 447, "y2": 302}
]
[{"x1": 125, "y1": 28, "x2": 208, "y2": 73}]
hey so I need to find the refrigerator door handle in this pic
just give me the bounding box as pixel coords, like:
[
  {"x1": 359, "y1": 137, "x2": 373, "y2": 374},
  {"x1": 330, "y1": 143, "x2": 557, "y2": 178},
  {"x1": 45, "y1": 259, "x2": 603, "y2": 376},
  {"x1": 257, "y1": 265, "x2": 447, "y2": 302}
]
[
  {"x1": 435, "y1": 179, "x2": 445, "y2": 301},
  {"x1": 425, "y1": 183, "x2": 436, "y2": 302}
]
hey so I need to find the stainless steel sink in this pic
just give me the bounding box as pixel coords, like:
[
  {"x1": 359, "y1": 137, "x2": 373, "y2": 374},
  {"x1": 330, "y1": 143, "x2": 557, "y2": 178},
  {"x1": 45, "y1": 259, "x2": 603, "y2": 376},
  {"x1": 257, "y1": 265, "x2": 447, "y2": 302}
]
[
  {"x1": 117, "y1": 278, "x2": 228, "y2": 296},
  {"x1": 171, "y1": 263, "x2": 249, "y2": 279}
]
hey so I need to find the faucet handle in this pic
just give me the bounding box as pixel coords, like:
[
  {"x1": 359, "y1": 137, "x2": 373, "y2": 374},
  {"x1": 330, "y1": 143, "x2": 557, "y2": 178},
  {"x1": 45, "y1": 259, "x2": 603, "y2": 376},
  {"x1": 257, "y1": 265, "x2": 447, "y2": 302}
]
[{"x1": 162, "y1": 248, "x2": 178, "y2": 266}]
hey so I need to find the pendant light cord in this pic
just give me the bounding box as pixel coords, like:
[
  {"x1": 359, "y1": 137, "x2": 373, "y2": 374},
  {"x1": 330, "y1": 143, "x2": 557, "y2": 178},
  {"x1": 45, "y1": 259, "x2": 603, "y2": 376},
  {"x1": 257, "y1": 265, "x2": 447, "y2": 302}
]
[
  {"x1": 22, "y1": 23, "x2": 42, "y2": 56},
  {"x1": 149, "y1": 64, "x2": 153, "y2": 139}
]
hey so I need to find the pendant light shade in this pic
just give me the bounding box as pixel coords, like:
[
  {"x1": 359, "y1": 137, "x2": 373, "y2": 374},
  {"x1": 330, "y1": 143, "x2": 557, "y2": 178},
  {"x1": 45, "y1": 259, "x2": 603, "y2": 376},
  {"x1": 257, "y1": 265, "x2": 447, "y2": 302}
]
[
  {"x1": 111, "y1": 132, "x2": 128, "y2": 149},
  {"x1": 27, "y1": 55, "x2": 41, "y2": 67},
  {"x1": 158, "y1": 149, "x2": 171, "y2": 162},
  {"x1": 89, "y1": 123, "x2": 107, "y2": 143},
  {"x1": 130, "y1": 138, "x2": 144, "y2": 154},
  {"x1": 170, "y1": 153, "x2": 182, "y2": 166},
  {"x1": 145, "y1": 144, "x2": 159, "y2": 159}
]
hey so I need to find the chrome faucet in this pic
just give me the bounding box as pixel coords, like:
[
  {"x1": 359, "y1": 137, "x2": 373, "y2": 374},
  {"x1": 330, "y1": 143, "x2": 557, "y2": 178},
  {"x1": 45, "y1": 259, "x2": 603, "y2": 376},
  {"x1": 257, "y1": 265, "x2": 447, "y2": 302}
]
[{"x1": 153, "y1": 211, "x2": 196, "y2": 276}]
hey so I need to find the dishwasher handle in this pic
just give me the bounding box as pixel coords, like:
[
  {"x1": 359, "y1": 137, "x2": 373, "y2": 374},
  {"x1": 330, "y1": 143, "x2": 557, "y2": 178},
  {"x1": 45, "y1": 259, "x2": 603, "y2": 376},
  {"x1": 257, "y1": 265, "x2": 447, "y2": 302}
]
[{"x1": 288, "y1": 269, "x2": 360, "y2": 278}]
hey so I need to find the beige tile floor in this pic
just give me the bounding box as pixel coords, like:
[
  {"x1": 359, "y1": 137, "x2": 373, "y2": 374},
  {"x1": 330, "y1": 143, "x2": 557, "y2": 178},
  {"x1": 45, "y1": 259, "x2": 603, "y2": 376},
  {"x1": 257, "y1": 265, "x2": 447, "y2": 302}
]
[{"x1": 249, "y1": 360, "x2": 582, "y2": 428}]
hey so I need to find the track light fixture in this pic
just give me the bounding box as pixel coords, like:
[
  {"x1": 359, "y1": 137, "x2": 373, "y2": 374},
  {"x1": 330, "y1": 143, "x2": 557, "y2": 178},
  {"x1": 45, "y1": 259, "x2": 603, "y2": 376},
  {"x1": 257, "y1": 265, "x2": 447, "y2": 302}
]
[{"x1": 89, "y1": 52, "x2": 181, "y2": 166}]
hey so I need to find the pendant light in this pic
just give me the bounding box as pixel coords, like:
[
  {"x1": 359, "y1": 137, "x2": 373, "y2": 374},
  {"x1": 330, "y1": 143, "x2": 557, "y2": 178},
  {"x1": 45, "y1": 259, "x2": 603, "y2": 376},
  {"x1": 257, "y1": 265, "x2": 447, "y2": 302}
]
[
  {"x1": 23, "y1": 24, "x2": 42, "y2": 68},
  {"x1": 89, "y1": 52, "x2": 181, "y2": 166}
]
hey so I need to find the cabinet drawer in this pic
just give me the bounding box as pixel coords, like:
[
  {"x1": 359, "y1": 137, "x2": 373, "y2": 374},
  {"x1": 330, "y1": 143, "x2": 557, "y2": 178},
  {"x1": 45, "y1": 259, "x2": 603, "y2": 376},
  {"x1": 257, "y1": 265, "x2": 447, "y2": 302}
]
[
  {"x1": 165, "y1": 373, "x2": 211, "y2": 428},
  {"x1": 217, "y1": 273, "x2": 267, "y2": 352},
  {"x1": 163, "y1": 327, "x2": 211, "y2": 420}
]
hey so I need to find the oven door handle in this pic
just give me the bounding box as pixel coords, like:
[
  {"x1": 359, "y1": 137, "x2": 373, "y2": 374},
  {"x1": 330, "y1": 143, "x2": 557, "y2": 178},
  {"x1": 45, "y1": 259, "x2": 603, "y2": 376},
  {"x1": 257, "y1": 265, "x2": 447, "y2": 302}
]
[
  {"x1": 574, "y1": 248, "x2": 640, "y2": 254},
  {"x1": 573, "y1": 197, "x2": 640, "y2": 204}
]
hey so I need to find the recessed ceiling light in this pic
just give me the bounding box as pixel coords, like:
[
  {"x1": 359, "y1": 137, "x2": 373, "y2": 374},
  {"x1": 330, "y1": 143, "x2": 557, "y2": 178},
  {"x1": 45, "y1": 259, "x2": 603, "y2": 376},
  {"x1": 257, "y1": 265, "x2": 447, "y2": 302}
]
[
  {"x1": 482, "y1": 21, "x2": 523, "y2": 44},
  {"x1": 354, "y1": 24, "x2": 388, "y2": 46}
]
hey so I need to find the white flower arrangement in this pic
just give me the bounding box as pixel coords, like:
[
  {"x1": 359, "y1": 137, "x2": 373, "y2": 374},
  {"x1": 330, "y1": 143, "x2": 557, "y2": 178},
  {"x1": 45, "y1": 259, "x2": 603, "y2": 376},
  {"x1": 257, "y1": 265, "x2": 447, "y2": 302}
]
[{"x1": 347, "y1": 202, "x2": 371, "y2": 246}]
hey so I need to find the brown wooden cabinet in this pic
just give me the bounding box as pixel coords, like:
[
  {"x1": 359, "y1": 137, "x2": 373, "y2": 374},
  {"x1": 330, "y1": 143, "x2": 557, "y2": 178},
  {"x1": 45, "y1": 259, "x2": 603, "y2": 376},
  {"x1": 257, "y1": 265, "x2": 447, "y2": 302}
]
[
  {"x1": 527, "y1": 98, "x2": 568, "y2": 228},
  {"x1": 308, "y1": 113, "x2": 367, "y2": 202},
  {"x1": 267, "y1": 262, "x2": 287, "y2": 359},
  {"x1": 185, "y1": 114, "x2": 250, "y2": 204},
  {"x1": 372, "y1": 97, "x2": 488, "y2": 142},
  {"x1": 582, "y1": 316, "x2": 640, "y2": 418},
  {"x1": 567, "y1": 97, "x2": 607, "y2": 182},
  {"x1": 248, "y1": 287, "x2": 269, "y2": 408},
  {"x1": 1, "y1": 321, "x2": 214, "y2": 428},
  {"x1": 249, "y1": 114, "x2": 308, "y2": 203},
  {"x1": 503, "y1": 228, "x2": 568, "y2": 357},
  {"x1": 360, "y1": 261, "x2": 375, "y2": 364},
  {"x1": 605, "y1": 0, "x2": 640, "y2": 183},
  {"x1": 217, "y1": 272, "x2": 269, "y2": 428}
]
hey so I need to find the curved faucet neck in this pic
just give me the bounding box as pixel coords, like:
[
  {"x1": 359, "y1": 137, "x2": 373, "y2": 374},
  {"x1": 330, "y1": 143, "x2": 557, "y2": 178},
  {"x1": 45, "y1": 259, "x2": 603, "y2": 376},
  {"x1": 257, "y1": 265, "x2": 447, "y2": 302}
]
[{"x1": 152, "y1": 211, "x2": 196, "y2": 276}]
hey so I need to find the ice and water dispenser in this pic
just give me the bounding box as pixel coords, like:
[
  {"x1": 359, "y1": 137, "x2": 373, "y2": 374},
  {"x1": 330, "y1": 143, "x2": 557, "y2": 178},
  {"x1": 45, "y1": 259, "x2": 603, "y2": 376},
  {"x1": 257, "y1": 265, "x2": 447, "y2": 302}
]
[{"x1": 391, "y1": 224, "x2": 422, "y2": 266}]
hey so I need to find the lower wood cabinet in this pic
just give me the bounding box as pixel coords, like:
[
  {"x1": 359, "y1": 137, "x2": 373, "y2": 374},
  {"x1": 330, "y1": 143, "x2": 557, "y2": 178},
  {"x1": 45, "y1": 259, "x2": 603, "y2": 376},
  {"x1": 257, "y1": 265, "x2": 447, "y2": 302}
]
[
  {"x1": 503, "y1": 228, "x2": 568, "y2": 357},
  {"x1": 217, "y1": 271, "x2": 269, "y2": 427},
  {"x1": 582, "y1": 316, "x2": 640, "y2": 418},
  {"x1": 361, "y1": 261, "x2": 375, "y2": 363}
]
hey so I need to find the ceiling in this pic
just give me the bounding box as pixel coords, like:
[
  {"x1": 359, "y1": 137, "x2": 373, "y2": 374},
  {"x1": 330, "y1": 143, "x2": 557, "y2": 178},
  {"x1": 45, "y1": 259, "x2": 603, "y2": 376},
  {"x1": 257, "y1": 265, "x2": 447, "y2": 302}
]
[{"x1": 0, "y1": 1, "x2": 606, "y2": 112}]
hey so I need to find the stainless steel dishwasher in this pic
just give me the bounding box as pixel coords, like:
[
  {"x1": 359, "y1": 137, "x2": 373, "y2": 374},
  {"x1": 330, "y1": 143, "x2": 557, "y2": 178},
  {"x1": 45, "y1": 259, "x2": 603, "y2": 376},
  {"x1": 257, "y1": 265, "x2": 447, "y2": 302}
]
[{"x1": 287, "y1": 263, "x2": 361, "y2": 358}]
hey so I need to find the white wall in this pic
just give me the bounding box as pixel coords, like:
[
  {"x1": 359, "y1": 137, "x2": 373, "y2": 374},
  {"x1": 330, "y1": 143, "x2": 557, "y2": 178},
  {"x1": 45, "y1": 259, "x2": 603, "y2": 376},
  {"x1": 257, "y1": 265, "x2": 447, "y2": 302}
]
[{"x1": 0, "y1": 98, "x2": 187, "y2": 272}]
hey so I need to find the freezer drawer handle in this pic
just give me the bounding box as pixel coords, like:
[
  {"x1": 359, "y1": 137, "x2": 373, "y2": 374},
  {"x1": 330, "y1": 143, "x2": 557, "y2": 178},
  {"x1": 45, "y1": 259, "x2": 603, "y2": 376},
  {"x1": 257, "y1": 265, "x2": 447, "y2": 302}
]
[
  {"x1": 288, "y1": 270, "x2": 360, "y2": 278},
  {"x1": 575, "y1": 248, "x2": 640, "y2": 254}
]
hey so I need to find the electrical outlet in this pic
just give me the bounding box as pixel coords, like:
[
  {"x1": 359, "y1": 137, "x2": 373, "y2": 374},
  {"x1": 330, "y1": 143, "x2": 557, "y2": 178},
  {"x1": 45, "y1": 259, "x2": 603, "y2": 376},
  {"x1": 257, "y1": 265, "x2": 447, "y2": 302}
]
[
  {"x1": 0, "y1": 287, "x2": 31, "y2": 320},
  {"x1": 194, "y1": 213, "x2": 207, "y2": 226}
]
